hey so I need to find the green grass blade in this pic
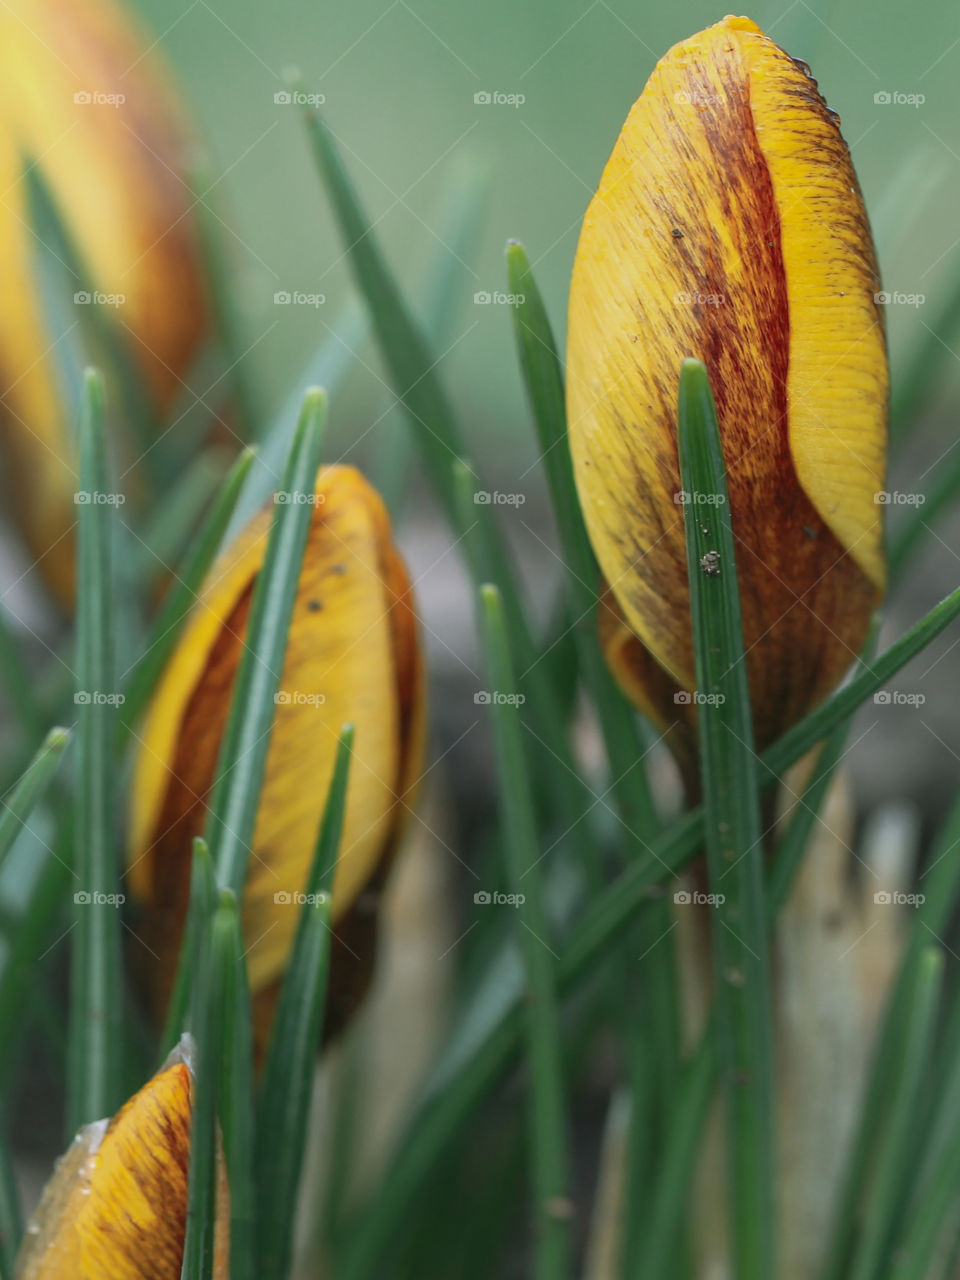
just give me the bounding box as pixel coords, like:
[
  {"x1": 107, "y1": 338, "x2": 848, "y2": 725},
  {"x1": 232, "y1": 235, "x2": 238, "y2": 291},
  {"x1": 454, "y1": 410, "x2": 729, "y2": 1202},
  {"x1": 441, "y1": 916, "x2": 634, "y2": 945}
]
[
  {"x1": 162, "y1": 839, "x2": 217, "y2": 1059},
  {"x1": 0, "y1": 727, "x2": 70, "y2": 867},
  {"x1": 888, "y1": 449, "x2": 960, "y2": 580},
  {"x1": 677, "y1": 358, "x2": 775, "y2": 1278},
  {"x1": 891, "y1": 280, "x2": 960, "y2": 435},
  {"x1": 338, "y1": 582, "x2": 960, "y2": 1278},
  {"x1": 822, "y1": 792, "x2": 960, "y2": 1279},
  {"x1": 23, "y1": 163, "x2": 163, "y2": 481},
  {"x1": 188, "y1": 157, "x2": 261, "y2": 445},
  {"x1": 478, "y1": 585, "x2": 571, "y2": 1280},
  {"x1": 0, "y1": 1111, "x2": 19, "y2": 1280},
  {"x1": 846, "y1": 948, "x2": 943, "y2": 1280},
  {"x1": 0, "y1": 607, "x2": 44, "y2": 741},
  {"x1": 214, "y1": 892, "x2": 255, "y2": 1280},
  {"x1": 636, "y1": 1036, "x2": 716, "y2": 1279},
  {"x1": 206, "y1": 390, "x2": 324, "y2": 895},
  {"x1": 67, "y1": 368, "x2": 124, "y2": 1135},
  {"x1": 504, "y1": 241, "x2": 673, "y2": 1269},
  {"x1": 504, "y1": 240, "x2": 658, "y2": 842},
  {"x1": 376, "y1": 154, "x2": 489, "y2": 517},
  {"x1": 255, "y1": 724, "x2": 353, "y2": 1278},
  {"x1": 298, "y1": 100, "x2": 460, "y2": 516},
  {"x1": 120, "y1": 445, "x2": 256, "y2": 734},
  {"x1": 767, "y1": 722, "x2": 852, "y2": 912},
  {"x1": 164, "y1": 387, "x2": 325, "y2": 1051},
  {"x1": 133, "y1": 449, "x2": 235, "y2": 590},
  {"x1": 299, "y1": 101, "x2": 602, "y2": 889},
  {"x1": 181, "y1": 891, "x2": 236, "y2": 1280}
]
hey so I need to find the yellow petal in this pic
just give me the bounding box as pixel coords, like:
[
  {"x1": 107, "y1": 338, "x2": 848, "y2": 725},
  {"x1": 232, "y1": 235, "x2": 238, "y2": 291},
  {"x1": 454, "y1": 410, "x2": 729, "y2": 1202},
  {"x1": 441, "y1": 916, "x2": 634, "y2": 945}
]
[
  {"x1": 0, "y1": 0, "x2": 206, "y2": 604},
  {"x1": 127, "y1": 466, "x2": 423, "y2": 1042},
  {"x1": 16, "y1": 1044, "x2": 229, "y2": 1279},
  {"x1": 567, "y1": 15, "x2": 886, "y2": 745}
]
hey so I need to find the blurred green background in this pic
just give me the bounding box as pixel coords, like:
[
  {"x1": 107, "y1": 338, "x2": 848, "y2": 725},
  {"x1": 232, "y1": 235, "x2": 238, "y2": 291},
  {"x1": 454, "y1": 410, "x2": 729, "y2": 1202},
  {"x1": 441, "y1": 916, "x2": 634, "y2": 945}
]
[{"x1": 134, "y1": 0, "x2": 960, "y2": 474}]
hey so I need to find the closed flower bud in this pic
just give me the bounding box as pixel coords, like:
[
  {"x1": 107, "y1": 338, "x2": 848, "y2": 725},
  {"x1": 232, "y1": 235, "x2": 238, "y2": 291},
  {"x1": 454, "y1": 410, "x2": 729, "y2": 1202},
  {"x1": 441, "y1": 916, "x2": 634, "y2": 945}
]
[
  {"x1": 567, "y1": 15, "x2": 887, "y2": 750},
  {"x1": 0, "y1": 0, "x2": 207, "y2": 605},
  {"x1": 15, "y1": 1041, "x2": 229, "y2": 1278},
  {"x1": 127, "y1": 466, "x2": 424, "y2": 1054}
]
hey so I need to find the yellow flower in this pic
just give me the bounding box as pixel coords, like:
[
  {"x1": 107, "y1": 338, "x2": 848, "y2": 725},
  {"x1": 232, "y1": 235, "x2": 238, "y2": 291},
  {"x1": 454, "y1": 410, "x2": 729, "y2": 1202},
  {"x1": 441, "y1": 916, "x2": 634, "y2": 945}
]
[
  {"x1": 0, "y1": 0, "x2": 207, "y2": 605},
  {"x1": 566, "y1": 15, "x2": 887, "y2": 750},
  {"x1": 15, "y1": 1043, "x2": 229, "y2": 1279},
  {"x1": 127, "y1": 466, "x2": 424, "y2": 1054}
]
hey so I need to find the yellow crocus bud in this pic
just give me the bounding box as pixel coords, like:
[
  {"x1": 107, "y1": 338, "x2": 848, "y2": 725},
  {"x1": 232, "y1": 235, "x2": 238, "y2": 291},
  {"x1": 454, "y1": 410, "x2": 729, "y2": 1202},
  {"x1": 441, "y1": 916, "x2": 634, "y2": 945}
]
[
  {"x1": 567, "y1": 15, "x2": 887, "y2": 750},
  {"x1": 0, "y1": 0, "x2": 207, "y2": 605},
  {"x1": 127, "y1": 465, "x2": 424, "y2": 1054},
  {"x1": 15, "y1": 1043, "x2": 229, "y2": 1279}
]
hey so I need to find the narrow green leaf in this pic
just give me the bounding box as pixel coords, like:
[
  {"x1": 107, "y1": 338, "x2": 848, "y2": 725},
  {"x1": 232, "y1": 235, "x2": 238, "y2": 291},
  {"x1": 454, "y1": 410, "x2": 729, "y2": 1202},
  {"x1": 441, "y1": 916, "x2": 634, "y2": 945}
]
[
  {"x1": 636, "y1": 1037, "x2": 716, "y2": 1280},
  {"x1": 504, "y1": 240, "x2": 658, "y2": 844},
  {"x1": 677, "y1": 357, "x2": 775, "y2": 1278},
  {"x1": 338, "y1": 581, "x2": 960, "y2": 1278},
  {"x1": 256, "y1": 724, "x2": 353, "y2": 1277},
  {"x1": 207, "y1": 392, "x2": 324, "y2": 895},
  {"x1": 121, "y1": 445, "x2": 257, "y2": 734},
  {"x1": 68, "y1": 367, "x2": 124, "y2": 1135},
  {"x1": 847, "y1": 948, "x2": 943, "y2": 1280},
  {"x1": 188, "y1": 157, "x2": 261, "y2": 444},
  {"x1": 23, "y1": 164, "x2": 163, "y2": 480},
  {"x1": 181, "y1": 892, "x2": 237, "y2": 1280},
  {"x1": 300, "y1": 99, "x2": 601, "y2": 890},
  {"x1": 823, "y1": 791, "x2": 960, "y2": 1279},
  {"x1": 504, "y1": 241, "x2": 674, "y2": 1270},
  {"x1": 0, "y1": 727, "x2": 70, "y2": 868},
  {"x1": 214, "y1": 895, "x2": 255, "y2": 1280},
  {"x1": 0, "y1": 607, "x2": 44, "y2": 741},
  {"x1": 162, "y1": 390, "x2": 324, "y2": 1049},
  {"x1": 888, "y1": 449, "x2": 960, "y2": 580},
  {"x1": 0, "y1": 1110, "x2": 21, "y2": 1280},
  {"x1": 891, "y1": 277, "x2": 960, "y2": 434},
  {"x1": 478, "y1": 585, "x2": 570, "y2": 1280},
  {"x1": 767, "y1": 721, "x2": 853, "y2": 913},
  {"x1": 376, "y1": 155, "x2": 490, "y2": 517},
  {"x1": 133, "y1": 448, "x2": 235, "y2": 589}
]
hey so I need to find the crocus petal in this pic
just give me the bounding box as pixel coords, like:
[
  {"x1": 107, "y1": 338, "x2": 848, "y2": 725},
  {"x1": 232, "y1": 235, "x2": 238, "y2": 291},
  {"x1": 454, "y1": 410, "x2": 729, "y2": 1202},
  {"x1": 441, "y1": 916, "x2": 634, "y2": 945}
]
[
  {"x1": 567, "y1": 15, "x2": 886, "y2": 747},
  {"x1": 16, "y1": 1043, "x2": 229, "y2": 1278},
  {"x1": 127, "y1": 465, "x2": 423, "y2": 1046},
  {"x1": 0, "y1": 0, "x2": 206, "y2": 603}
]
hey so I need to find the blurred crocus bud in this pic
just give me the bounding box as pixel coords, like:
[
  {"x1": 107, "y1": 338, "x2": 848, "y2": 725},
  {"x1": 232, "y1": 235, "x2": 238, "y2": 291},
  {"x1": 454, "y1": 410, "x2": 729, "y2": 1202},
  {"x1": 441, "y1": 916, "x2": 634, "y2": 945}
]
[
  {"x1": 567, "y1": 15, "x2": 887, "y2": 751},
  {"x1": 15, "y1": 1040, "x2": 229, "y2": 1278},
  {"x1": 127, "y1": 466, "x2": 424, "y2": 1055},
  {"x1": 0, "y1": 0, "x2": 207, "y2": 605}
]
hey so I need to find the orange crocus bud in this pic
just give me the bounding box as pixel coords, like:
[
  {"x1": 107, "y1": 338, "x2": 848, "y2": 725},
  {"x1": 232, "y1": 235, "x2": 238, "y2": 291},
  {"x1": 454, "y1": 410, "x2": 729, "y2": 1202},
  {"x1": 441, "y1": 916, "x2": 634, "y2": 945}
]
[
  {"x1": 15, "y1": 1041, "x2": 229, "y2": 1278},
  {"x1": 126, "y1": 466, "x2": 424, "y2": 1055},
  {"x1": 0, "y1": 0, "x2": 207, "y2": 605},
  {"x1": 567, "y1": 16, "x2": 887, "y2": 751}
]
